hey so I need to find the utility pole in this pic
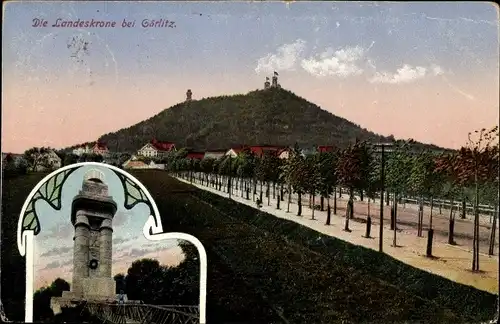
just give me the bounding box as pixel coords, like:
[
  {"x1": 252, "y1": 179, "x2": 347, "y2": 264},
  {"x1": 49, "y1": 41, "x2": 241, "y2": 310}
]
[{"x1": 379, "y1": 144, "x2": 385, "y2": 253}]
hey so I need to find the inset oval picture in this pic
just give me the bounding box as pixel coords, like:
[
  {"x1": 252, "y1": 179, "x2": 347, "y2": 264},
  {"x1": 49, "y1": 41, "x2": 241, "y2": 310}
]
[{"x1": 13, "y1": 163, "x2": 206, "y2": 323}]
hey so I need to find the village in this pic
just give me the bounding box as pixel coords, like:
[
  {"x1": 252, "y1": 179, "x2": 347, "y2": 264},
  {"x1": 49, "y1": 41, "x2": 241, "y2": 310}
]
[
  {"x1": 2, "y1": 135, "x2": 453, "y2": 174},
  {"x1": 1, "y1": 139, "x2": 339, "y2": 172}
]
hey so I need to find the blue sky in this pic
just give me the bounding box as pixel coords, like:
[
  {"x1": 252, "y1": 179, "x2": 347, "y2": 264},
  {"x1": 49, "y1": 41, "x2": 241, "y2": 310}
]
[
  {"x1": 4, "y1": 1, "x2": 497, "y2": 77},
  {"x1": 2, "y1": 1, "x2": 499, "y2": 151},
  {"x1": 32, "y1": 165, "x2": 183, "y2": 289}
]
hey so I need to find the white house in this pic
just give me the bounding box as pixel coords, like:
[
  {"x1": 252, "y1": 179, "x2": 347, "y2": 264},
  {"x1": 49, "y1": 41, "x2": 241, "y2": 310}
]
[
  {"x1": 137, "y1": 139, "x2": 176, "y2": 158},
  {"x1": 224, "y1": 147, "x2": 245, "y2": 158},
  {"x1": 72, "y1": 144, "x2": 92, "y2": 156},
  {"x1": 277, "y1": 148, "x2": 290, "y2": 159}
]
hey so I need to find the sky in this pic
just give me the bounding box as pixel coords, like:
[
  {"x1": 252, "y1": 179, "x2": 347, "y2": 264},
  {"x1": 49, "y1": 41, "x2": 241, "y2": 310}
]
[
  {"x1": 32, "y1": 165, "x2": 184, "y2": 290},
  {"x1": 2, "y1": 1, "x2": 499, "y2": 153}
]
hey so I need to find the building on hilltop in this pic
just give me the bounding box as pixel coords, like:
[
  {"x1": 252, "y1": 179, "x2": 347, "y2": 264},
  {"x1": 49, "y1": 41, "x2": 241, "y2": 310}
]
[
  {"x1": 264, "y1": 77, "x2": 271, "y2": 89},
  {"x1": 263, "y1": 71, "x2": 281, "y2": 89},
  {"x1": 186, "y1": 89, "x2": 193, "y2": 102},
  {"x1": 271, "y1": 71, "x2": 281, "y2": 88}
]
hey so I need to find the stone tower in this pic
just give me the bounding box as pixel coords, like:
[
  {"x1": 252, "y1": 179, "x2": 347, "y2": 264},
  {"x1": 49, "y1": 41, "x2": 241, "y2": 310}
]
[
  {"x1": 68, "y1": 169, "x2": 117, "y2": 300},
  {"x1": 264, "y1": 77, "x2": 270, "y2": 89},
  {"x1": 186, "y1": 89, "x2": 193, "y2": 102},
  {"x1": 271, "y1": 71, "x2": 279, "y2": 88}
]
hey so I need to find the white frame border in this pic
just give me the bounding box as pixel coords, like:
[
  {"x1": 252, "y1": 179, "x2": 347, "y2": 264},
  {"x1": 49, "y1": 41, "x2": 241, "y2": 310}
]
[{"x1": 13, "y1": 162, "x2": 207, "y2": 323}]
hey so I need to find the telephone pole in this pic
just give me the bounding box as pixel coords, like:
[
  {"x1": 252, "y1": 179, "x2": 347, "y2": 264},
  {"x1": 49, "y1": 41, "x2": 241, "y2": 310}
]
[{"x1": 379, "y1": 144, "x2": 385, "y2": 253}]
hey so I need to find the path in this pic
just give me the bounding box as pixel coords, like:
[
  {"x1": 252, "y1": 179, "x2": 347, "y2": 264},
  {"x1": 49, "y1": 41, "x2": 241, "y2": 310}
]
[{"x1": 178, "y1": 176, "x2": 499, "y2": 294}]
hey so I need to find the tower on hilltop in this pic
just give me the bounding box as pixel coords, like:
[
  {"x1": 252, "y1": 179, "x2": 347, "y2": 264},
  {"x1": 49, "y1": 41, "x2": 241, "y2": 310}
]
[
  {"x1": 271, "y1": 71, "x2": 280, "y2": 88},
  {"x1": 264, "y1": 77, "x2": 271, "y2": 89},
  {"x1": 186, "y1": 89, "x2": 193, "y2": 102}
]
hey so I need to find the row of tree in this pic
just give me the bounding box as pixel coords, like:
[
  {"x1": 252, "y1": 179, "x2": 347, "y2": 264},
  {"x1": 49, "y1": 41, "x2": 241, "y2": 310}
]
[{"x1": 162, "y1": 127, "x2": 499, "y2": 272}]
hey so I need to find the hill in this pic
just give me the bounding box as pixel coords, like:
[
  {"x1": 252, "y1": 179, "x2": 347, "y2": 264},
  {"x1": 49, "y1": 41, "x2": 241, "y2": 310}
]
[{"x1": 98, "y1": 87, "x2": 446, "y2": 152}]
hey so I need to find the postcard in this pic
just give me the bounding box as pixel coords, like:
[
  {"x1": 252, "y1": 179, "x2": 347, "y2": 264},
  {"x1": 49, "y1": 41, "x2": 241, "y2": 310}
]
[{"x1": 1, "y1": 1, "x2": 498, "y2": 324}]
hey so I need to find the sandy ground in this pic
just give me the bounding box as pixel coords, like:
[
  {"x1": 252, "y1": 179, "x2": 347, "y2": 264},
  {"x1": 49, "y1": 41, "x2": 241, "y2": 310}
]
[
  {"x1": 178, "y1": 176, "x2": 499, "y2": 294},
  {"x1": 210, "y1": 176, "x2": 498, "y2": 254}
]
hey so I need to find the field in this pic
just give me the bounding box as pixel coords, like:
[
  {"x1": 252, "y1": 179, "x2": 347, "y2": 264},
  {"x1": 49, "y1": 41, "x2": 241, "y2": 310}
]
[{"x1": 1, "y1": 170, "x2": 498, "y2": 323}]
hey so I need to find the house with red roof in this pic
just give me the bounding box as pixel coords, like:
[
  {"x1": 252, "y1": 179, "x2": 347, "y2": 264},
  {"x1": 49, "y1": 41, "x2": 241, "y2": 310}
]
[
  {"x1": 248, "y1": 145, "x2": 283, "y2": 158},
  {"x1": 137, "y1": 139, "x2": 176, "y2": 158},
  {"x1": 277, "y1": 147, "x2": 291, "y2": 159},
  {"x1": 92, "y1": 142, "x2": 109, "y2": 156},
  {"x1": 317, "y1": 145, "x2": 335, "y2": 153},
  {"x1": 186, "y1": 151, "x2": 205, "y2": 160},
  {"x1": 224, "y1": 146, "x2": 246, "y2": 158},
  {"x1": 204, "y1": 149, "x2": 227, "y2": 160}
]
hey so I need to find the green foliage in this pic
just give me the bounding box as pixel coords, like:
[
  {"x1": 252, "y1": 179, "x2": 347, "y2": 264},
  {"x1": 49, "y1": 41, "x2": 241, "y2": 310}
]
[
  {"x1": 77, "y1": 153, "x2": 104, "y2": 163},
  {"x1": 336, "y1": 141, "x2": 374, "y2": 194},
  {"x1": 317, "y1": 150, "x2": 338, "y2": 198},
  {"x1": 97, "y1": 88, "x2": 409, "y2": 152},
  {"x1": 255, "y1": 151, "x2": 280, "y2": 183},
  {"x1": 23, "y1": 147, "x2": 51, "y2": 171},
  {"x1": 2, "y1": 154, "x2": 28, "y2": 178},
  {"x1": 120, "y1": 242, "x2": 199, "y2": 305},
  {"x1": 33, "y1": 278, "x2": 70, "y2": 321},
  {"x1": 285, "y1": 148, "x2": 308, "y2": 195},
  {"x1": 304, "y1": 153, "x2": 322, "y2": 196},
  {"x1": 235, "y1": 149, "x2": 257, "y2": 179},
  {"x1": 385, "y1": 141, "x2": 413, "y2": 195},
  {"x1": 408, "y1": 150, "x2": 443, "y2": 198}
]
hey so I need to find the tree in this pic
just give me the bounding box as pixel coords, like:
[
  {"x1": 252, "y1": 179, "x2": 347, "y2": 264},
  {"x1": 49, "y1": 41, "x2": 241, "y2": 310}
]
[
  {"x1": 200, "y1": 157, "x2": 215, "y2": 186},
  {"x1": 408, "y1": 150, "x2": 443, "y2": 235},
  {"x1": 63, "y1": 153, "x2": 79, "y2": 166},
  {"x1": 125, "y1": 258, "x2": 169, "y2": 304},
  {"x1": 365, "y1": 152, "x2": 381, "y2": 221},
  {"x1": 318, "y1": 150, "x2": 338, "y2": 225},
  {"x1": 385, "y1": 140, "x2": 413, "y2": 246},
  {"x1": 236, "y1": 149, "x2": 257, "y2": 200},
  {"x1": 455, "y1": 126, "x2": 499, "y2": 271},
  {"x1": 218, "y1": 156, "x2": 236, "y2": 197},
  {"x1": 121, "y1": 242, "x2": 199, "y2": 306},
  {"x1": 305, "y1": 154, "x2": 322, "y2": 220},
  {"x1": 33, "y1": 278, "x2": 70, "y2": 322},
  {"x1": 285, "y1": 145, "x2": 308, "y2": 216},
  {"x1": 114, "y1": 273, "x2": 126, "y2": 294},
  {"x1": 255, "y1": 151, "x2": 281, "y2": 206},
  {"x1": 336, "y1": 141, "x2": 374, "y2": 232},
  {"x1": 23, "y1": 147, "x2": 50, "y2": 171},
  {"x1": 435, "y1": 153, "x2": 461, "y2": 244}
]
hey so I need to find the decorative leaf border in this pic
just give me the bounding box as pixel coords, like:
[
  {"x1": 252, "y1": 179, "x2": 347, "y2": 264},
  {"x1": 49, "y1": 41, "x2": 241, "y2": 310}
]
[
  {"x1": 111, "y1": 170, "x2": 156, "y2": 218},
  {"x1": 20, "y1": 166, "x2": 157, "y2": 238},
  {"x1": 21, "y1": 166, "x2": 82, "y2": 236}
]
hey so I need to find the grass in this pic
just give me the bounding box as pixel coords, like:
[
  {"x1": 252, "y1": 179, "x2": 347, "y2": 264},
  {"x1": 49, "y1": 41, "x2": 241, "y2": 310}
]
[
  {"x1": 1, "y1": 172, "x2": 51, "y2": 321},
  {"x1": 2, "y1": 170, "x2": 497, "y2": 323},
  {"x1": 134, "y1": 170, "x2": 497, "y2": 323}
]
